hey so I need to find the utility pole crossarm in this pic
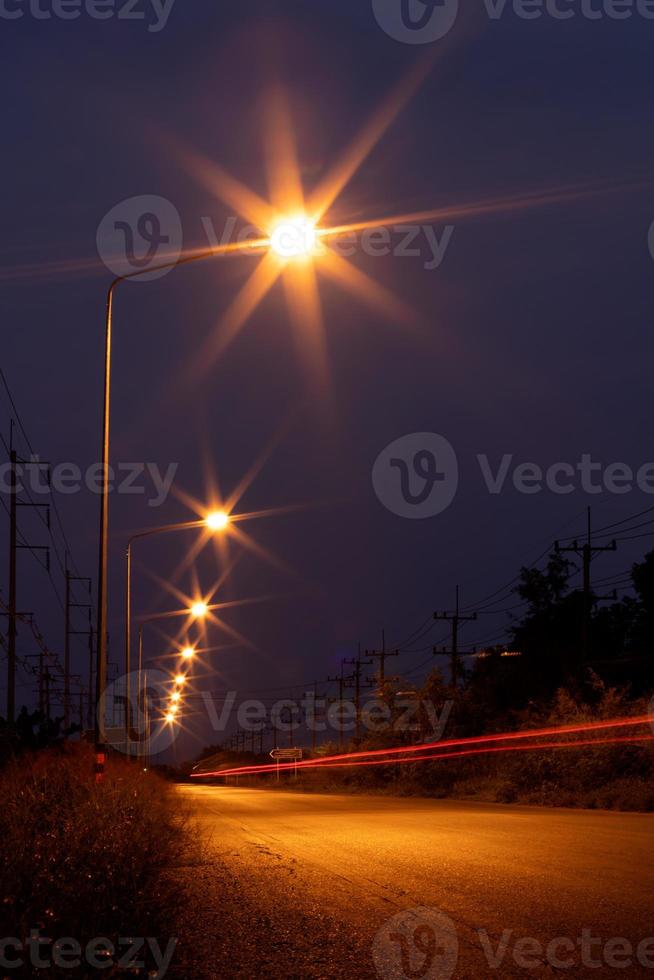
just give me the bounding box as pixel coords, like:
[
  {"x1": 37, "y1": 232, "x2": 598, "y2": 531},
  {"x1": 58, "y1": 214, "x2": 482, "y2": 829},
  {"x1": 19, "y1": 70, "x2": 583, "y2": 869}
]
[
  {"x1": 343, "y1": 649, "x2": 374, "y2": 744},
  {"x1": 433, "y1": 586, "x2": 477, "y2": 689},
  {"x1": 554, "y1": 507, "x2": 618, "y2": 663},
  {"x1": 367, "y1": 629, "x2": 400, "y2": 689}
]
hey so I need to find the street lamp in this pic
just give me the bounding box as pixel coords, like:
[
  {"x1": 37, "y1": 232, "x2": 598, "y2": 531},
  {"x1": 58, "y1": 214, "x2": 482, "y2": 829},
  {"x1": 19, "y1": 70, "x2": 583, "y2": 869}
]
[
  {"x1": 269, "y1": 217, "x2": 317, "y2": 259},
  {"x1": 205, "y1": 510, "x2": 230, "y2": 531},
  {"x1": 190, "y1": 601, "x2": 208, "y2": 619},
  {"x1": 125, "y1": 514, "x2": 229, "y2": 741}
]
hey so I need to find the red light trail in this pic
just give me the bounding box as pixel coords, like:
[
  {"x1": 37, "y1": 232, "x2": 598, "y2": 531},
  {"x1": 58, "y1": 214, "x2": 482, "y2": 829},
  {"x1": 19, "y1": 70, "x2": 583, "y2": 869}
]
[
  {"x1": 283, "y1": 734, "x2": 654, "y2": 773},
  {"x1": 190, "y1": 713, "x2": 654, "y2": 779}
]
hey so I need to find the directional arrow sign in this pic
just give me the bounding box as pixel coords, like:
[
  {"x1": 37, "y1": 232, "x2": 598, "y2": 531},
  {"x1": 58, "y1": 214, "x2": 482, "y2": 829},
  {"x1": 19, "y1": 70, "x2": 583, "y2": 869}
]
[{"x1": 270, "y1": 747, "x2": 303, "y2": 761}]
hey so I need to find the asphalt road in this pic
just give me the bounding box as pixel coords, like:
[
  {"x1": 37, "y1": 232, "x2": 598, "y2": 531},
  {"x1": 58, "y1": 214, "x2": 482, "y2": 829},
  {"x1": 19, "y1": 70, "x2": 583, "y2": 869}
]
[{"x1": 173, "y1": 785, "x2": 654, "y2": 980}]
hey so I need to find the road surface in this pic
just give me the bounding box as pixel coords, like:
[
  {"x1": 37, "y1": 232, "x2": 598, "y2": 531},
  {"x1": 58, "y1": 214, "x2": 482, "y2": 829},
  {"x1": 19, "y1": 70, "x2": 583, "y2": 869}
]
[{"x1": 173, "y1": 785, "x2": 654, "y2": 979}]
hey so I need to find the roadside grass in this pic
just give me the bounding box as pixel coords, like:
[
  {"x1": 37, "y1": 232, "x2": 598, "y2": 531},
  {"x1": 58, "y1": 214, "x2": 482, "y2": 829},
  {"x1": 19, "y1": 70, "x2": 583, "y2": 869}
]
[{"x1": 0, "y1": 742, "x2": 195, "y2": 977}]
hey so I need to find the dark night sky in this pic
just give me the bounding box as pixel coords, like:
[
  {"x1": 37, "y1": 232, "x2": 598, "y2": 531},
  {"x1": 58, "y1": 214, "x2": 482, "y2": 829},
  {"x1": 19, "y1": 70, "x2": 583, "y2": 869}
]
[{"x1": 3, "y1": 0, "x2": 654, "y2": 759}]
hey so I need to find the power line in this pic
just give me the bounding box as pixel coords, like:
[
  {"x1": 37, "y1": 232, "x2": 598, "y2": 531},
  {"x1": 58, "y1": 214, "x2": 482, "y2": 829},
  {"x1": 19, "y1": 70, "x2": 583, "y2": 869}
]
[
  {"x1": 390, "y1": 615, "x2": 434, "y2": 650},
  {"x1": 593, "y1": 504, "x2": 654, "y2": 536},
  {"x1": 615, "y1": 529, "x2": 654, "y2": 543}
]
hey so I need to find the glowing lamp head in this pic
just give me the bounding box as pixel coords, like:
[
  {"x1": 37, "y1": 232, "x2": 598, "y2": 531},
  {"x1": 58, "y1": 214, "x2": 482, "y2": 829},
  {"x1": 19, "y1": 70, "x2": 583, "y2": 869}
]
[
  {"x1": 181, "y1": 646, "x2": 195, "y2": 660},
  {"x1": 206, "y1": 510, "x2": 230, "y2": 532},
  {"x1": 270, "y1": 216, "x2": 317, "y2": 259},
  {"x1": 170, "y1": 691, "x2": 181, "y2": 703},
  {"x1": 190, "y1": 602, "x2": 208, "y2": 619},
  {"x1": 174, "y1": 674, "x2": 186, "y2": 685},
  {"x1": 164, "y1": 711, "x2": 176, "y2": 724}
]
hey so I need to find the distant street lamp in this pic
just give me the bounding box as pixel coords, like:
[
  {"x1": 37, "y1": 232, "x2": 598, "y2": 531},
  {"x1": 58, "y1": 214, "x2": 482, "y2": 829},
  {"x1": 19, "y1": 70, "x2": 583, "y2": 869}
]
[{"x1": 132, "y1": 615, "x2": 200, "y2": 758}]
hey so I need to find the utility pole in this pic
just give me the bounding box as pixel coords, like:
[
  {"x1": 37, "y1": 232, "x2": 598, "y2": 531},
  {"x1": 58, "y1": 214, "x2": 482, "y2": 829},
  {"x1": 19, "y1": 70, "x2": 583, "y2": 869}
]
[
  {"x1": 556, "y1": 507, "x2": 617, "y2": 663},
  {"x1": 344, "y1": 647, "x2": 374, "y2": 744},
  {"x1": 87, "y1": 621, "x2": 95, "y2": 731},
  {"x1": 433, "y1": 586, "x2": 477, "y2": 689},
  {"x1": 44, "y1": 666, "x2": 51, "y2": 721},
  {"x1": 143, "y1": 667, "x2": 150, "y2": 769},
  {"x1": 286, "y1": 706, "x2": 294, "y2": 748},
  {"x1": 5, "y1": 435, "x2": 50, "y2": 724},
  {"x1": 328, "y1": 659, "x2": 353, "y2": 751},
  {"x1": 38, "y1": 646, "x2": 44, "y2": 715},
  {"x1": 367, "y1": 628, "x2": 399, "y2": 691},
  {"x1": 7, "y1": 446, "x2": 17, "y2": 724},
  {"x1": 64, "y1": 565, "x2": 71, "y2": 727},
  {"x1": 306, "y1": 681, "x2": 326, "y2": 753},
  {"x1": 65, "y1": 572, "x2": 92, "y2": 732}
]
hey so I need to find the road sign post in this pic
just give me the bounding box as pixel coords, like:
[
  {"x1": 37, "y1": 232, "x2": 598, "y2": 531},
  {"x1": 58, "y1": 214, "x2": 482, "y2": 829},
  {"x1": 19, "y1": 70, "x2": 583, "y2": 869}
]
[{"x1": 270, "y1": 746, "x2": 303, "y2": 781}]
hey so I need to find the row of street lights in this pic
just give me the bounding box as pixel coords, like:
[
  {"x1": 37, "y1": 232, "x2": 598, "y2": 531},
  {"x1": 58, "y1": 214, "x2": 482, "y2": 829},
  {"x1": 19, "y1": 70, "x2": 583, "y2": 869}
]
[
  {"x1": 126, "y1": 516, "x2": 227, "y2": 752},
  {"x1": 125, "y1": 511, "x2": 229, "y2": 695}
]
